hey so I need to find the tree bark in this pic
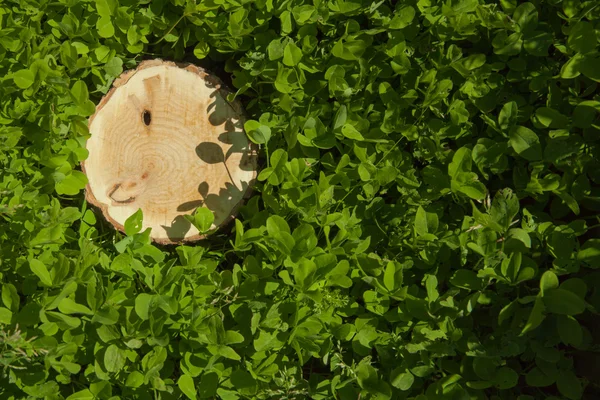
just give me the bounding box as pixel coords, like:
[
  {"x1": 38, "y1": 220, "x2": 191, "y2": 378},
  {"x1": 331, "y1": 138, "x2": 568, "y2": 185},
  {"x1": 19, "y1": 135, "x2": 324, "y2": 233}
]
[{"x1": 82, "y1": 59, "x2": 257, "y2": 244}]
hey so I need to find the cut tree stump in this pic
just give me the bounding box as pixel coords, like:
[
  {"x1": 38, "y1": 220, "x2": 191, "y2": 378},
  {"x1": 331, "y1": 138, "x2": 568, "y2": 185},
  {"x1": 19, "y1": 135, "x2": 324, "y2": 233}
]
[{"x1": 82, "y1": 60, "x2": 257, "y2": 244}]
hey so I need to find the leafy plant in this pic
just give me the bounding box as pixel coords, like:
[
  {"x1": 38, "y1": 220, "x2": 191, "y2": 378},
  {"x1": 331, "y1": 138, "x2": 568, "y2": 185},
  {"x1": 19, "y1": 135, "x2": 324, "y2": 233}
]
[{"x1": 1, "y1": 0, "x2": 600, "y2": 399}]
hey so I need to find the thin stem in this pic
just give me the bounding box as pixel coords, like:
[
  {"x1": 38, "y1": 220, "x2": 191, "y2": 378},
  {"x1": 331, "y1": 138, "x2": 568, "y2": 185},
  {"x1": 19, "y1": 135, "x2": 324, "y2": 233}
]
[
  {"x1": 153, "y1": 13, "x2": 190, "y2": 45},
  {"x1": 223, "y1": 161, "x2": 234, "y2": 184}
]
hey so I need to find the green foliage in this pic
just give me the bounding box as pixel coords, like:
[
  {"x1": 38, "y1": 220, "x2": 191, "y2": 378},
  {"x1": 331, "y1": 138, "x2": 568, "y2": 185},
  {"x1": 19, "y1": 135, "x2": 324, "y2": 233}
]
[{"x1": 1, "y1": 0, "x2": 600, "y2": 399}]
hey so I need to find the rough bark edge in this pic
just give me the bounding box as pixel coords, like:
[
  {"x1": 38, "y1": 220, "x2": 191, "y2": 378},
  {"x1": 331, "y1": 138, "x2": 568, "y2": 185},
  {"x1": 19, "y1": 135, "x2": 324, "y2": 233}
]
[{"x1": 81, "y1": 59, "x2": 258, "y2": 245}]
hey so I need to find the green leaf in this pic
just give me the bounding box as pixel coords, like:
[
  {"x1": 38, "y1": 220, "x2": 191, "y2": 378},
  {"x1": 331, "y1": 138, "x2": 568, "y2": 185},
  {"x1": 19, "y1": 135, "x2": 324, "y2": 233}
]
[
  {"x1": 66, "y1": 390, "x2": 94, "y2": 400},
  {"x1": 557, "y1": 315, "x2": 582, "y2": 346},
  {"x1": 266, "y1": 215, "x2": 290, "y2": 236},
  {"x1": 509, "y1": 126, "x2": 542, "y2": 161},
  {"x1": 254, "y1": 331, "x2": 280, "y2": 352},
  {"x1": 526, "y1": 367, "x2": 555, "y2": 387},
  {"x1": 218, "y1": 345, "x2": 240, "y2": 360},
  {"x1": 560, "y1": 53, "x2": 584, "y2": 79},
  {"x1": 579, "y1": 53, "x2": 600, "y2": 82},
  {"x1": 97, "y1": 17, "x2": 115, "y2": 38},
  {"x1": 104, "y1": 344, "x2": 126, "y2": 372},
  {"x1": 499, "y1": 101, "x2": 518, "y2": 131},
  {"x1": 522, "y1": 297, "x2": 545, "y2": 335},
  {"x1": 557, "y1": 371, "x2": 583, "y2": 400},
  {"x1": 193, "y1": 42, "x2": 210, "y2": 59},
  {"x1": 425, "y1": 275, "x2": 439, "y2": 303},
  {"x1": 124, "y1": 209, "x2": 143, "y2": 236},
  {"x1": 193, "y1": 208, "x2": 214, "y2": 233},
  {"x1": 543, "y1": 289, "x2": 586, "y2": 315},
  {"x1": 383, "y1": 262, "x2": 396, "y2": 292},
  {"x1": 535, "y1": 107, "x2": 569, "y2": 129},
  {"x1": 449, "y1": 147, "x2": 473, "y2": 179},
  {"x1": 450, "y1": 270, "x2": 483, "y2": 290},
  {"x1": 70, "y1": 81, "x2": 89, "y2": 106},
  {"x1": 135, "y1": 293, "x2": 154, "y2": 320},
  {"x1": 245, "y1": 120, "x2": 271, "y2": 144},
  {"x1": 561, "y1": 278, "x2": 586, "y2": 299},
  {"x1": 493, "y1": 31, "x2": 523, "y2": 55},
  {"x1": 29, "y1": 259, "x2": 53, "y2": 287},
  {"x1": 473, "y1": 358, "x2": 496, "y2": 381},
  {"x1": 0, "y1": 307, "x2": 12, "y2": 324},
  {"x1": 1, "y1": 283, "x2": 19, "y2": 312},
  {"x1": 414, "y1": 206, "x2": 429, "y2": 236},
  {"x1": 58, "y1": 298, "x2": 93, "y2": 315},
  {"x1": 96, "y1": 0, "x2": 116, "y2": 17},
  {"x1": 524, "y1": 31, "x2": 553, "y2": 56},
  {"x1": 13, "y1": 69, "x2": 35, "y2": 89},
  {"x1": 513, "y1": 2, "x2": 538, "y2": 34},
  {"x1": 125, "y1": 371, "x2": 144, "y2": 388},
  {"x1": 494, "y1": 367, "x2": 519, "y2": 389},
  {"x1": 577, "y1": 239, "x2": 600, "y2": 267},
  {"x1": 390, "y1": 368, "x2": 414, "y2": 390},
  {"x1": 539, "y1": 271, "x2": 559, "y2": 296},
  {"x1": 341, "y1": 124, "x2": 364, "y2": 141},
  {"x1": 490, "y1": 189, "x2": 519, "y2": 232},
  {"x1": 389, "y1": 6, "x2": 415, "y2": 29},
  {"x1": 56, "y1": 171, "x2": 88, "y2": 196},
  {"x1": 224, "y1": 330, "x2": 245, "y2": 345},
  {"x1": 568, "y1": 21, "x2": 597, "y2": 54},
  {"x1": 178, "y1": 374, "x2": 197, "y2": 400},
  {"x1": 283, "y1": 41, "x2": 302, "y2": 66}
]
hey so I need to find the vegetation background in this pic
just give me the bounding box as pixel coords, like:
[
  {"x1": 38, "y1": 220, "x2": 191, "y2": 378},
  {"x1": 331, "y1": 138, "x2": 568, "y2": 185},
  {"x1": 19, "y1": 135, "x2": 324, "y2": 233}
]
[{"x1": 1, "y1": 0, "x2": 600, "y2": 399}]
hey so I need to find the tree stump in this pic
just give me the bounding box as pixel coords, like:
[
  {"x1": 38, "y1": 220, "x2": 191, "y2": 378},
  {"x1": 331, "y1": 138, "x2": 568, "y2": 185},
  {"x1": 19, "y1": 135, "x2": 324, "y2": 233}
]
[{"x1": 82, "y1": 60, "x2": 257, "y2": 244}]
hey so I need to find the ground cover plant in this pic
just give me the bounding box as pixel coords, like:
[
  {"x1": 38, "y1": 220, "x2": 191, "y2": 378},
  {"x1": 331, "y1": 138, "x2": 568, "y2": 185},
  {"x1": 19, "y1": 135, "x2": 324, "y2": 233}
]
[{"x1": 1, "y1": 0, "x2": 600, "y2": 399}]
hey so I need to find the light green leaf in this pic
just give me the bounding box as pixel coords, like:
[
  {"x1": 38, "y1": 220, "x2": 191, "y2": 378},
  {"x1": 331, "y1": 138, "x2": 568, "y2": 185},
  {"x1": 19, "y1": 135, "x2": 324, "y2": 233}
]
[
  {"x1": 383, "y1": 262, "x2": 395, "y2": 292},
  {"x1": 135, "y1": 294, "x2": 154, "y2": 320},
  {"x1": 29, "y1": 259, "x2": 53, "y2": 287},
  {"x1": 124, "y1": 209, "x2": 143, "y2": 236},
  {"x1": 58, "y1": 298, "x2": 93, "y2": 315},
  {"x1": 283, "y1": 41, "x2": 302, "y2": 66},
  {"x1": 70, "y1": 81, "x2": 89, "y2": 106},
  {"x1": 390, "y1": 368, "x2": 414, "y2": 390},
  {"x1": 341, "y1": 124, "x2": 364, "y2": 141},
  {"x1": 97, "y1": 17, "x2": 115, "y2": 38},
  {"x1": 66, "y1": 389, "x2": 94, "y2": 400},
  {"x1": 178, "y1": 374, "x2": 197, "y2": 400},
  {"x1": 0, "y1": 307, "x2": 12, "y2": 324},
  {"x1": 13, "y1": 69, "x2": 35, "y2": 89},
  {"x1": 104, "y1": 344, "x2": 126, "y2": 372},
  {"x1": 193, "y1": 208, "x2": 214, "y2": 233},
  {"x1": 193, "y1": 42, "x2": 210, "y2": 59},
  {"x1": 218, "y1": 345, "x2": 240, "y2": 360},
  {"x1": 125, "y1": 371, "x2": 144, "y2": 388},
  {"x1": 539, "y1": 271, "x2": 559, "y2": 296}
]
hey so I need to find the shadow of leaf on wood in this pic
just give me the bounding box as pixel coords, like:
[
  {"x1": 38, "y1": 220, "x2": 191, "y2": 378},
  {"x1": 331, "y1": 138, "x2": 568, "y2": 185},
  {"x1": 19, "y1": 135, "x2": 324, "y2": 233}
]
[
  {"x1": 218, "y1": 127, "x2": 256, "y2": 172},
  {"x1": 161, "y1": 215, "x2": 192, "y2": 242},
  {"x1": 207, "y1": 89, "x2": 235, "y2": 126},
  {"x1": 200, "y1": 181, "x2": 249, "y2": 223},
  {"x1": 196, "y1": 142, "x2": 225, "y2": 164},
  {"x1": 162, "y1": 180, "x2": 249, "y2": 242},
  {"x1": 157, "y1": 83, "x2": 254, "y2": 243}
]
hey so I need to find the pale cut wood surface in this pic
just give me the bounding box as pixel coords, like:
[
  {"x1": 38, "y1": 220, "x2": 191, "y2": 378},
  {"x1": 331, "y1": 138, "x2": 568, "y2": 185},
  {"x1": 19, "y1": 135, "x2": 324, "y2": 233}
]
[{"x1": 82, "y1": 60, "x2": 257, "y2": 244}]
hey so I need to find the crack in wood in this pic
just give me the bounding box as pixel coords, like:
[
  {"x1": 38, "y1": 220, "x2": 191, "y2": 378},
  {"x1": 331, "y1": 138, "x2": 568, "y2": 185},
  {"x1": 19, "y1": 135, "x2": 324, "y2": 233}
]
[{"x1": 108, "y1": 183, "x2": 136, "y2": 204}]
